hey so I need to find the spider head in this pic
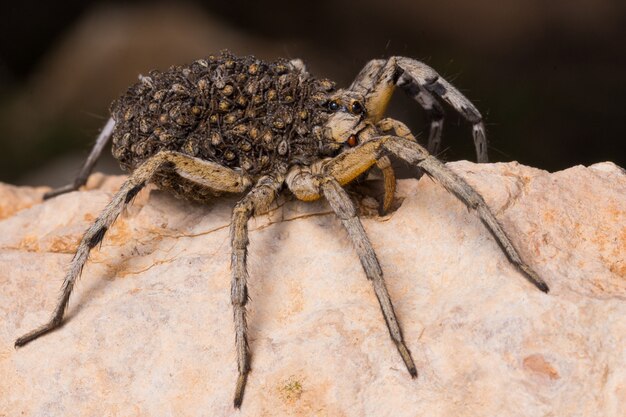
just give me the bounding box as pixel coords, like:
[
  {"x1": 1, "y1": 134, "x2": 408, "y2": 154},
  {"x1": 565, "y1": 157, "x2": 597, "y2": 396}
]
[{"x1": 322, "y1": 90, "x2": 373, "y2": 149}]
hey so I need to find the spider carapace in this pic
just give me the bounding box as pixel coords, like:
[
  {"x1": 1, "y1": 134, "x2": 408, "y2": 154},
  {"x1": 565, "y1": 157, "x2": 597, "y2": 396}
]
[{"x1": 15, "y1": 50, "x2": 548, "y2": 408}]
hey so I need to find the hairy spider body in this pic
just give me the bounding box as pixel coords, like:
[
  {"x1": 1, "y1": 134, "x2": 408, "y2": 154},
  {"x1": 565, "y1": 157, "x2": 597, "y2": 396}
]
[
  {"x1": 110, "y1": 52, "x2": 338, "y2": 202},
  {"x1": 15, "y1": 50, "x2": 549, "y2": 409}
]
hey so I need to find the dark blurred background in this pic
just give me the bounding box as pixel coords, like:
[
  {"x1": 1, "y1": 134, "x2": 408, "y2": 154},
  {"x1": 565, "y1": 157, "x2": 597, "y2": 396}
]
[{"x1": 1, "y1": 0, "x2": 625, "y2": 187}]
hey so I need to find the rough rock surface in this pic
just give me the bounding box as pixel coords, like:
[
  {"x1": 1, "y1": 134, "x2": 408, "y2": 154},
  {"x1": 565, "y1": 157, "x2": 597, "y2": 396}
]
[{"x1": 1, "y1": 161, "x2": 624, "y2": 417}]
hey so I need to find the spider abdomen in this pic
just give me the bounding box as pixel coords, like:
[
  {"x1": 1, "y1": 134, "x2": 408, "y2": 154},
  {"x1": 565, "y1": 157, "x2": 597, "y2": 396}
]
[{"x1": 110, "y1": 51, "x2": 335, "y2": 187}]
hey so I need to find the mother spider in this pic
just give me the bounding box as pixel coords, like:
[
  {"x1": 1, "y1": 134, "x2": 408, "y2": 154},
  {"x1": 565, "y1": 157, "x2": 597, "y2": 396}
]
[{"x1": 15, "y1": 51, "x2": 548, "y2": 408}]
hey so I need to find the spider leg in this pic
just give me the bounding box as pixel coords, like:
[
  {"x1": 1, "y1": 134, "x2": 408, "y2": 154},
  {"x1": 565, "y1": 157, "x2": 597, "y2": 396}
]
[
  {"x1": 375, "y1": 118, "x2": 417, "y2": 213},
  {"x1": 286, "y1": 166, "x2": 417, "y2": 378},
  {"x1": 230, "y1": 174, "x2": 283, "y2": 408},
  {"x1": 15, "y1": 151, "x2": 251, "y2": 347},
  {"x1": 381, "y1": 136, "x2": 547, "y2": 291},
  {"x1": 289, "y1": 137, "x2": 548, "y2": 292},
  {"x1": 44, "y1": 118, "x2": 116, "y2": 199},
  {"x1": 288, "y1": 58, "x2": 307, "y2": 74},
  {"x1": 396, "y1": 73, "x2": 446, "y2": 156},
  {"x1": 350, "y1": 57, "x2": 487, "y2": 162},
  {"x1": 393, "y1": 57, "x2": 488, "y2": 162}
]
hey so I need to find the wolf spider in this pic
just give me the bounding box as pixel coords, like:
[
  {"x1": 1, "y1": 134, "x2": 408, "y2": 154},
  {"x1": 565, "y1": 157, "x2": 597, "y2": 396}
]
[{"x1": 15, "y1": 52, "x2": 549, "y2": 408}]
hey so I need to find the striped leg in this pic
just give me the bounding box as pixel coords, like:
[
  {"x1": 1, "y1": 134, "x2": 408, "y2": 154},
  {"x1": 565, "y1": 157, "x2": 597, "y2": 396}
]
[
  {"x1": 393, "y1": 57, "x2": 488, "y2": 162},
  {"x1": 396, "y1": 73, "x2": 446, "y2": 156},
  {"x1": 288, "y1": 136, "x2": 549, "y2": 293},
  {"x1": 375, "y1": 118, "x2": 418, "y2": 213},
  {"x1": 381, "y1": 136, "x2": 547, "y2": 291},
  {"x1": 350, "y1": 57, "x2": 488, "y2": 162}
]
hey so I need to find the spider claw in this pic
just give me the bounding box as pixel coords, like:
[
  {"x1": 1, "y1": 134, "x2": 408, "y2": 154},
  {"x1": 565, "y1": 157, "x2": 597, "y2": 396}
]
[
  {"x1": 396, "y1": 342, "x2": 418, "y2": 378},
  {"x1": 519, "y1": 264, "x2": 550, "y2": 293},
  {"x1": 233, "y1": 373, "x2": 247, "y2": 408},
  {"x1": 43, "y1": 184, "x2": 78, "y2": 200},
  {"x1": 534, "y1": 280, "x2": 550, "y2": 293},
  {"x1": 15, "y1": 332, "x2": 38, "y2": 348}
]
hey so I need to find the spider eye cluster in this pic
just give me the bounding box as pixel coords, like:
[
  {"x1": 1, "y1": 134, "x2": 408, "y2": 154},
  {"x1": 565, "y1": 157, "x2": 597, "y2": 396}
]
[
  {"x1": 350, "y1": 101, "x2": 364, "y2": 115},
  {"x1": 326, "y1": 99, "x2": 365, "y2": 115},
  {"x1": 328, "y1": 100, "x2": 340, "y2": 111}
]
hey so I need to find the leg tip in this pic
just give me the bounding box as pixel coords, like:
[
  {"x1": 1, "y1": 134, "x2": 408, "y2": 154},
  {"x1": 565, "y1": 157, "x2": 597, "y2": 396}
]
[
  {"x1": 13, "y1": 320, "x2": 61, "y2": 348},
  {"x1": 521, "y1": 266, "x2": 550, "y2": 293},
  {"x1": 13, "y1": 334, "x2": 33, "y2": 349},
  {"x1": 537, "y1": 281, "x2": 550, "y2": 293},
  {"x1": 43, "y1": 184, "x2": 78, "y2": 200},
  {"x1": 14, "y1": 335, "x2": 31, "y2": 348},
  {"x1": 233, "y1": 373, "x2": 247, "y2": 409},
  {"x1": 396, "y1": 342, "x2": 418, "y2": 379}
]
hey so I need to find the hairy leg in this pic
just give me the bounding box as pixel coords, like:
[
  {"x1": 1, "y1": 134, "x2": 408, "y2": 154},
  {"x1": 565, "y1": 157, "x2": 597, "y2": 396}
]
[
  {"x1": 286, "y1": 166, "x2": 417, "y2": 378},
  {"x1": 230, "y1": 174, "x2": 283, "y2": 408},
  {"x1": 291, "y1": 137, "x2": 548, "y2": 292},
  {"x1": 44, "y1": 118, "x2": 116, "y2": 199},
  {"x1": 393, "y1": 57, "x2": 488, "y2": 162},
  {"x1": 375, "y1": 118, "x2": 418, "y2": 213},
  {"x1": 382, "y1": 137, "x2": 548, "y2": 291},
  {"x1": 349, "y1": 59, "x2": 444, "y2": 156},
  {"x1": 396, "y1": 73, "x2": 446, "y2": 156},
  {"x1": 349, "y1": 57, "x2": 486, "y2": 162},
  {"x1": 15, "y1": 151, "x2": 251, "y2": 347}
]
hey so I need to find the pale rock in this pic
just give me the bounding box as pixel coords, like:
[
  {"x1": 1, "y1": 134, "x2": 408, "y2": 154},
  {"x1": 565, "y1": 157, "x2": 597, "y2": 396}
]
[{"x1": 1, "y1": 161, "x2": 624, "y2": 417}]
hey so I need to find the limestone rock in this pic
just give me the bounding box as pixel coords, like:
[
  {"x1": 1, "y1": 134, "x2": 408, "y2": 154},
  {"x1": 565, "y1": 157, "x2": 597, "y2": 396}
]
[{"x1": 1, "y1": 161, "x2": 624, "y2": 416}]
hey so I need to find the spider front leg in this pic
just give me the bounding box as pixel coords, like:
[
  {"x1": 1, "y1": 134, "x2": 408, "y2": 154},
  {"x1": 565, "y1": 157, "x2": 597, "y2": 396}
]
[
  {"x1": 296, "y1": 138, "x2": 549, "y2": 293},
  {"x1": 351, "y1": 57, "x2": 487, "y2": 162},
  {"x1": 393, "y1": 57, "x2": 488, "y2": 162},
  {"x1": 396, "y1": 73, "x2": 446, "y2": 156},
  {"x1": 44, "y1": 118, "x2": 116, "y2": 199},
  {"x1": 286, "y1": 165, "x2": 418, "y2": 378},
  {"x1": 350, "y1": 60, "x2": 444, "y2": 157},
  {"x1": 15, "y1": 151, "x2": 251, "y2": 347},
  {"x1": 230, "y1": 174, "x2": 283, "y2": 408},
  {"x1": 382, "y1": 136, "x2": 548, "y2": 292}
]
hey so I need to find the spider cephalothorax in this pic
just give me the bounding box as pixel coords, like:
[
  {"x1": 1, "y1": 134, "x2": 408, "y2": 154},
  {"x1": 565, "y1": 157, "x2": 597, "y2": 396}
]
[{"x1": 15, "y1": 50, "x2": 548, "y2": 409}]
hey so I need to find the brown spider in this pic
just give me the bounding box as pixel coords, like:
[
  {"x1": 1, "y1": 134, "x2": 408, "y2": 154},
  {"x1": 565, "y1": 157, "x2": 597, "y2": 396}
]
[{"x1": 14, "y1": 51, "x2": 549, "y2": 408}]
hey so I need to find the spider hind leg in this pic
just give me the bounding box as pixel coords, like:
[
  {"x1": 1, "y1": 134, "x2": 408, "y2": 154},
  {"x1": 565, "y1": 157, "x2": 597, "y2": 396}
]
[
  {"x1": 44, "y1": 118, "x2": 116, "y2": 200},
  {"x1": 15, "y1": 151, "x2": 251, "y2": 347}
]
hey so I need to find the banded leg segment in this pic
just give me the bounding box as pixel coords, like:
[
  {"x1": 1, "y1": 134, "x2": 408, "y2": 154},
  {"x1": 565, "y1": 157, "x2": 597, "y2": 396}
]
[
  {"x1": 15, "y1": 151, "x2": 251, "y2": 347},
  {"x1": 350, "y1": 57, "x2": 487, "y2": 162},
  {"x1": 230, "y1": 175, "x2": 283, "y2": 408},
  {"x1": 44, "y1": 118, "x2": 116, "y2": 199},
  {"x1": 286, "y1": 167, "x2": 417, "y2": 378},
  {"x1": 393, "y1": 57, "x2": 488, "y2": 162},
  {"x1": 396, "y1": 73, "x2": 446, "y2": 156}
]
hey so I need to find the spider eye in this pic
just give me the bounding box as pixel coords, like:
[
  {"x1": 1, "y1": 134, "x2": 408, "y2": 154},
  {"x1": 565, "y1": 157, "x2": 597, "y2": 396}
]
[
  {"x1": 351, "y1": 101, "x2": 364, "y2": 115},
  {"x1": 328, "y1": 100, "x2": 340, "y2": 111}
]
